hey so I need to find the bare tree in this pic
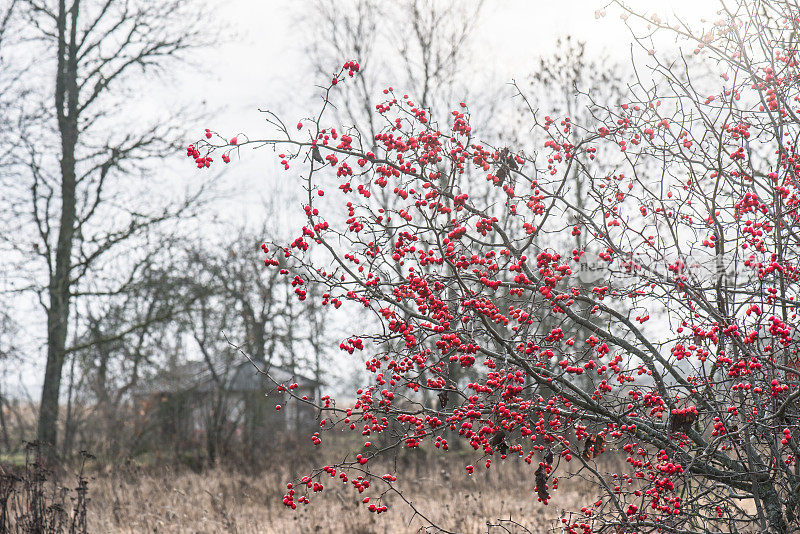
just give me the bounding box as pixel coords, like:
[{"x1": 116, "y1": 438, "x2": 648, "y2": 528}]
[
  {"x1": 0, "y1": 304, "x2": 20, "y2": 452},
  {"x1": 0, "y1": 0, "x2": 213, "y2": 457},
  {"x1": 304, "y1": 0, "x2": 486, "y2": 149},
  {"x1": 0, "y1": 0, "x2": 25, "y2": 455},
  {"x1": 0, "y1": 0, "x2": 16, "y2": 115},
  {"x1": 62, "y1": 243, "x2": 201, "y2": 458},
  {"x1": 173, "y1": 226, "x2": 332, "y2": 462}
]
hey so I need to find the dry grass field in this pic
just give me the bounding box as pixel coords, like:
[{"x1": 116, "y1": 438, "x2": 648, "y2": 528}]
[
  {"x1": 83, "y1": 457, "x2": 592, "y2": 533},
  {"x1": 0, "y1": 405, "x2": 593, "y2": 533}
]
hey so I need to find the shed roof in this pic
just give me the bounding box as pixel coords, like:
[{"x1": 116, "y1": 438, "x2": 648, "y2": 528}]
[{"x1": 137, "y1": 360, "x2": 321, "y2": 395}]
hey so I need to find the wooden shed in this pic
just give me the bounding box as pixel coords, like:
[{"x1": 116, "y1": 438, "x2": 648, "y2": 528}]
[{"x1": 134, "y1": 360, "x2": 321, "y2": 459}]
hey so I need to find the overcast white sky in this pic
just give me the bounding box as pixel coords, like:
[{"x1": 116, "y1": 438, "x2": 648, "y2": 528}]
[
  {"x1": 166, "y1": 0, "x2": 722, "y2": 218},
  {"x1": 7, "y1": 0, "x2": 724, "y2": 397}
]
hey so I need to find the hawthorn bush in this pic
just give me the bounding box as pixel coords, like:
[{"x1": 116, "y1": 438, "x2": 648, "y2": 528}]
[{"x1": 191, "y1": 2, "x2": 800, "y2": 532}]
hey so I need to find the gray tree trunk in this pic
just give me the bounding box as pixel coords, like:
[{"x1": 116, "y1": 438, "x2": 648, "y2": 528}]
[{"x1": 38, "y1": 0, "x2": 79, "y2": 457}]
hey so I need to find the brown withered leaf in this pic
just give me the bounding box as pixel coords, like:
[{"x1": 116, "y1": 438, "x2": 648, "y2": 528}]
[
  {"x1": 582, "y1": 434, "x2": 605, "y2": 460},
  {"x1": 582, "y1": 437, "x2": 594, "y2": 460},
  {"x1": 504, "y1": 148, "x2": 519, "y2": 170},
  {"x1": 496, "y1": 165, "x2": 508, "y2": 184},
  {"x1": 670, "y1": 410, "x2": 698, "y2": 433},
  {"x1": 594, "y1": 435, "x2": 604, "y2": 457},
  {"x1": 534, "y1": 464, "x2": 550, "y2": 501},
  {"x1": 490, "y1": 431, "x2": 508, "y2": 455},
  {"x1": 437, "y1": 390, "x2": 449, "y2": 409}
]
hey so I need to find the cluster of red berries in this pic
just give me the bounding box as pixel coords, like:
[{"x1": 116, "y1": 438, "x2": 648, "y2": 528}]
[
  {"x1": 186, "y1": 144, "x2": 211, "y2": 168},
  {"x1": 343, "y1": 60, "x2": 360, "y2": 76}
]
